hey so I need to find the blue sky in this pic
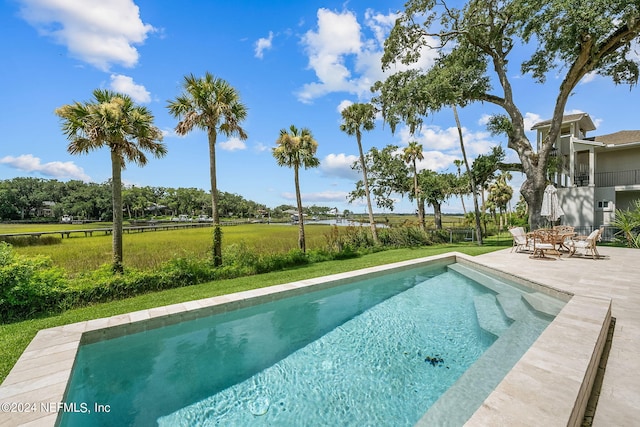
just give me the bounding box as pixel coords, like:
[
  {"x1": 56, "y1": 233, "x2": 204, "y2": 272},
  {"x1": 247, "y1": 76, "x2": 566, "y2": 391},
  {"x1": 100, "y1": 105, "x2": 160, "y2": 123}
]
[{"x1": 1, "y1": 0, "x2": 638, "y2": 215}]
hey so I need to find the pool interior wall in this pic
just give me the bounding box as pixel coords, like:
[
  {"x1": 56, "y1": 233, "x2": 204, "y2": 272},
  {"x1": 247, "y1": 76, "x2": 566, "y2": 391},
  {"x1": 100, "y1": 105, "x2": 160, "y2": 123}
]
[{"x1": 0, "y1": 252, "x2": 612, "y2": 427}]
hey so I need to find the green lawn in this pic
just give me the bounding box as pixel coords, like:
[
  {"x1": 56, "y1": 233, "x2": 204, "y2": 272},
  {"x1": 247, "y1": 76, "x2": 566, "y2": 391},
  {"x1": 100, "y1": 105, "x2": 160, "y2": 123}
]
[{"x1": 0, "y1": 243, "x2": 504, "y2": 383}]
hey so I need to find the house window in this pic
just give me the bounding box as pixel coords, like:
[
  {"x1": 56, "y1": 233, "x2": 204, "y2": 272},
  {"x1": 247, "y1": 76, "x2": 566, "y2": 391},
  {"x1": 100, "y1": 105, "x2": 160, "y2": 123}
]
[{"x1": 597, "y1": 201, "x2": 612, "y2": 211}]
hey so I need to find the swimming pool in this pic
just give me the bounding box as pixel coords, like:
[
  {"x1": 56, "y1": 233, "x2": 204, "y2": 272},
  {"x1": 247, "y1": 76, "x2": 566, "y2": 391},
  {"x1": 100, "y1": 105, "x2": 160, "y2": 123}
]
[{"x1": 58, "y1": 260, "x2": 564, "y2": 426}]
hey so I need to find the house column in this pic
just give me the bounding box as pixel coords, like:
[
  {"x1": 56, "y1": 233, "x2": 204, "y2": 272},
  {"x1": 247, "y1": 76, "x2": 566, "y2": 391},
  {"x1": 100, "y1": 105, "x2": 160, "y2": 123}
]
[
  {"x1": 569, "y1": 137, "x2": 575, "y2": 186},
  {"x1": 588, "y1": 147, "x2": 595, "y2": 187}
]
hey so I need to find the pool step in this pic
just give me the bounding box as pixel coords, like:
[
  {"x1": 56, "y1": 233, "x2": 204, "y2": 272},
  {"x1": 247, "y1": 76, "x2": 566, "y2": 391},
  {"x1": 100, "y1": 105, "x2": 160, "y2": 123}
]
[
  {"x1": 448, "y1": 264, "x2": 521, "y2": 296},
  {"x1": 496, "y1": 294, "x2": 529, "y2": 322},
  {"x1": 522, "y1": 292, "x2": 566, "y2": 317},
  {"x1": 416, "y1": 309, "x2": 552, "y2": 427},
  {"x1": 473, "y1": 294, "x2": 512, "y2": 337},
  {"x1": 449, "y1": 263, "x2": 566, "y2": 318}
]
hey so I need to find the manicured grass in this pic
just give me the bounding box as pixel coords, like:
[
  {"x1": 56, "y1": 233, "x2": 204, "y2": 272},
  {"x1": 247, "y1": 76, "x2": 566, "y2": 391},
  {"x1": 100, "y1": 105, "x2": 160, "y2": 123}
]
[{"x1": 0, "y1": 244, "x2": 503, "y2": 383}]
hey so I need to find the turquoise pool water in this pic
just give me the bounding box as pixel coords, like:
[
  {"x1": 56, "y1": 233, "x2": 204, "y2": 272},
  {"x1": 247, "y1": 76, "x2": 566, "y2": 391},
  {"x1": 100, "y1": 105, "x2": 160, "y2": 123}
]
[{"x1": 59, "y1": 263, "x2": 558, "y2": 426}]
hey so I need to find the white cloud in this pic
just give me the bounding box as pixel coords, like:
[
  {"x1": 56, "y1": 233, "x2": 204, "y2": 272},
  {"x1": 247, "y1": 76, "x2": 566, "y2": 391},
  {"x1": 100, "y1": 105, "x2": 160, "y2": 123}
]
[
  {"x1": 523, "y1": 112, "x2": 543, "y2": 131},
  {"x1": 219, "y1": 137, "x2": 246, "y2": 151},
  {"x1": 0, "y1": 154, "x2": 91, "y2": 181},
  {"x1": 579, "y1": 71, "x2": 598, "y2": 85},
  {"x1": 297, "y1": 8, "x2": 438, "y2": 104},
  {"x1": 18, "y1": 0, "x2": 155, "y2": 71},
  {"x1": 397, "y1": 124, "x2": 498, "y2": 167},
  {"x1": 253, "y1": 142, "x2": 269, "y2": 153},
  {"x1": 320, "y1": 153, "x2": 359, "y2": 180},
  {"x1": 255, "y1": 31, "x2": 274, "y2": 59},
  {"x1": 109, "y1": 74, "x2": 150, "y2": 103},
  {"x1": 337, "y1": 99, "x2": 353, "y2": 114},
  {"x1": 297, "y1": 9, "x2": 362, "y2": 102}
]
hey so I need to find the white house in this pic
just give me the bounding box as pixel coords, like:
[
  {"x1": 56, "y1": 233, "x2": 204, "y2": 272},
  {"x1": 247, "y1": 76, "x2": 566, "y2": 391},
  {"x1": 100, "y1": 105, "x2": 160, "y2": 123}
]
[{"x1": 532, "y1": 113, "x2": 640, "y2": 227}]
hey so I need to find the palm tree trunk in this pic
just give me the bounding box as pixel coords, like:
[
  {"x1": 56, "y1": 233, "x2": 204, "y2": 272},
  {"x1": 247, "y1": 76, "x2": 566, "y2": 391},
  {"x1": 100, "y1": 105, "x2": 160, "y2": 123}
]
[
  {"x1": 294, "y1": 165, "x2": 306, "y2": 252},
  {"x1": 413, "y1": 159, "x2": 425, "y2": 230},
  {"x1": 357, "y1": 134, "x2": 378, "y2": 243},
  {"x1": 453, "y1": 105, "x2": 483, "y2": 245},
  {"x1": 111, "y1": 150, "x2": 124, "y2": 273},
  {"x1": 208, "y1": 129, "x2": 222, "y2": 266}
]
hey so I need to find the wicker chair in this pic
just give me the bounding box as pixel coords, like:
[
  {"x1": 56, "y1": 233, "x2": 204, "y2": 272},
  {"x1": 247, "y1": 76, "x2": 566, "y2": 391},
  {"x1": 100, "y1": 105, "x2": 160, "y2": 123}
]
[
  {"x1": 530, "y1": 229, "x2": 561, "y2": 259},
  {"x1": 508, "y1": 226, "x2": 532, "y2": 253},
  {"x1": 568, "y1": 228, "x2": 603, "y2": 259}
]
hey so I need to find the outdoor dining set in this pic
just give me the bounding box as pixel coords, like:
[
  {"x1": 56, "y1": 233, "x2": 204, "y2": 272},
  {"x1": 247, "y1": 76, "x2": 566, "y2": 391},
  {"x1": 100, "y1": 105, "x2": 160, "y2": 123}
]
[{"x1": 508, "y1": 225, "x2": 604, "y2": 260}]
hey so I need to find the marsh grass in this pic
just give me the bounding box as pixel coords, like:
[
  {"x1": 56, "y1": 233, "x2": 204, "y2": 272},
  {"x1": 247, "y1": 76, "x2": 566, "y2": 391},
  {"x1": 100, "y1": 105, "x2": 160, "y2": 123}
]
[{"x1": 12, "y1": 224, "x2": 329, "y2": 274}]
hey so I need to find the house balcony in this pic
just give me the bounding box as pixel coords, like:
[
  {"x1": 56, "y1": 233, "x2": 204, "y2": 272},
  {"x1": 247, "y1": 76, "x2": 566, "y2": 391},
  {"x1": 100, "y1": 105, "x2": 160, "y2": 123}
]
[{"x1": 594, "y1": 169, "x2": 640, "y2": 187}]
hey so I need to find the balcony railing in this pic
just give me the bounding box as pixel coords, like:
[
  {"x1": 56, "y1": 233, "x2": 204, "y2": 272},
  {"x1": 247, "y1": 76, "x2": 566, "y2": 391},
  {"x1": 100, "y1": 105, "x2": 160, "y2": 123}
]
[{"x1": 595, "y1": 169, "x2": 640, "y2": 187}]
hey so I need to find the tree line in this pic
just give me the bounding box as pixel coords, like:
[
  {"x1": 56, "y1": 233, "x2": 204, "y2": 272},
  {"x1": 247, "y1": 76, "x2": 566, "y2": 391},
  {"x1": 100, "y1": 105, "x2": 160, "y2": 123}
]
[{"x1": 0, "y1": 177, "x2": 267, "y2": 221}]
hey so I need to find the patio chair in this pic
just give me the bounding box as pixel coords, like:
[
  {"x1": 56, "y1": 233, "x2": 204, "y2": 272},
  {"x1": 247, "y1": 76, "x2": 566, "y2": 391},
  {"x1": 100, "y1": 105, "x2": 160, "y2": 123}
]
[
  {"x1": 568, "y1": 228, "x2": 602, "y2": 259},
  {"x1": 530, "y1": 229, "x2": 561, "y2": 259},
  {"x1": 508, "y1": 227, "x2": 532, "y2": 253}
]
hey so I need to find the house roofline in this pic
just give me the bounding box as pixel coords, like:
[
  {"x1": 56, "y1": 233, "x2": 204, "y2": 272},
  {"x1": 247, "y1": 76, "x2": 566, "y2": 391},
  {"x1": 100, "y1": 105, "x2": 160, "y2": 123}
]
[{"x1": 571, "y1": 137, "x2": 640, "y2": 149}]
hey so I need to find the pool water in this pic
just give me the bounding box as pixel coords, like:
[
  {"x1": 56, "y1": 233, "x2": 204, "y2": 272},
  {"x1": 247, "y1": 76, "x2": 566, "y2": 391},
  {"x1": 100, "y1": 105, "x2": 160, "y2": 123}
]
[{"x1": 59, "y1": 263, "x2": 556, "y2": 426}]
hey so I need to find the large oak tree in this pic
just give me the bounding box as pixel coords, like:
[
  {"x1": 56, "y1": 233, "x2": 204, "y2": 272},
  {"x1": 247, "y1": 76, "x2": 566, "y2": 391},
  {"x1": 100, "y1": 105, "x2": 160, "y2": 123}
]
[{"x1": 377, "y1": 0, "x2": 640, "y2": 229}]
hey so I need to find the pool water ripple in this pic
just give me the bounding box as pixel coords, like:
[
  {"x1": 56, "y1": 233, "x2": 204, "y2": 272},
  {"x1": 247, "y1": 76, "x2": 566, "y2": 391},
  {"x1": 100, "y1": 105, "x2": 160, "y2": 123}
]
[{"x1": 158, "y1": 271, "x2": 494, "y2": 426}]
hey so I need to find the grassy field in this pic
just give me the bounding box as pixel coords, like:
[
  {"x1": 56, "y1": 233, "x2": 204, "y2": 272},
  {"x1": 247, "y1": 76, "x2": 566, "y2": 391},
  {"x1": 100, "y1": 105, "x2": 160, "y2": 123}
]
[
  {"x1": 7, "y1": 224, "x2": 331, "y2": 274},
  {"x1": 0, "y1": 243, "x2": 505, "y2": 383},
  {"x1": 1, "y1": 216, "x2": 469, "y2": 273}
]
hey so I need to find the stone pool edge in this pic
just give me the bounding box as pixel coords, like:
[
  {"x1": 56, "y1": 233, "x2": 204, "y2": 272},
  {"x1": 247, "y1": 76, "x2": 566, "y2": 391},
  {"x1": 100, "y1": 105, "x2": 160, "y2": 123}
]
[{"x1": 0, "y1": 252, "x2": 611, "y2": 427}]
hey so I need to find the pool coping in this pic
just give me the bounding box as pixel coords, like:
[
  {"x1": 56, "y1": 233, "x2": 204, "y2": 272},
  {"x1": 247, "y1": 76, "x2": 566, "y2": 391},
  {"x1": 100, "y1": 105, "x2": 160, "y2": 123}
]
[{"x1": 0, "y1": 252, "x2": 612, "y2": 426}]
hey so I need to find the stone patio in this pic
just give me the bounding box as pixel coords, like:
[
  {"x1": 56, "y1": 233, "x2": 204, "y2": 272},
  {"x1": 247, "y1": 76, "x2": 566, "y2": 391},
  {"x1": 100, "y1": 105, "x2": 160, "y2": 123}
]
[{"x1": 474, "y1": 245, "x2": 640, "y2": 426}]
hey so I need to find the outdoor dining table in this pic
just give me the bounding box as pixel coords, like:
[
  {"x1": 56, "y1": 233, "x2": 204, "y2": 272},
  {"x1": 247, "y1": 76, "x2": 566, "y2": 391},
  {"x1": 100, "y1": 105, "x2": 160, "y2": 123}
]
[{"x1": 527, "y1": 228, "x2": 575, "y2": 259}]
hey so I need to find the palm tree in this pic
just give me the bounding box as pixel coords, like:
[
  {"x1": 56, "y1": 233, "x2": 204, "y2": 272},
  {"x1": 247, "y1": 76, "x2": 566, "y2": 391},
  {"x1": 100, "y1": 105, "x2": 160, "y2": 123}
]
[
  {"x1": 403, "y1": 141, "x2": 425, "y2": 230},
  {"x1": 272, "y1": 125, "x2": 320, "y2": 252},
  {"x1": 453, "y1": 159, "x2": 467, "y2": 214},
  {"x1": 452, "y1": 105, "x2": 483, "y2": 244},
  {"x1": 167, "y1": 72, "x2": 248, "y2": 266},
  {"x1": 340, "y1": 103, "x2": 378, "y2": 243},
  {"x1": 55, "y1": 89, "x2": 166, "y2": 273}
]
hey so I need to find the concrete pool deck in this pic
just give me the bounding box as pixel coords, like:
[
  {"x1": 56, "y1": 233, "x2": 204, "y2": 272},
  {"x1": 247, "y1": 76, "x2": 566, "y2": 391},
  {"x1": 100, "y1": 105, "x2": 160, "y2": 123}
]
[
  {"x1": 472, "y1": 245, "x2": 639, "y2": 426},
  {"x1": 0, "y1": 247, "x2": 635, "y2": 426}
]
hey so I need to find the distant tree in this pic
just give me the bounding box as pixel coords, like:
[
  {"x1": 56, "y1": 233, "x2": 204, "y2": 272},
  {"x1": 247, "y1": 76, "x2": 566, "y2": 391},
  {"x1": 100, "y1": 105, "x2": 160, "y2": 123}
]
[
  {"x1": 167, "y1": 72, "x2": 248, "y2": 266},
  {"x1": 272, "y1": 125, "x2": 320, "y2": 252},
  {"x1": 349, "y1": 145, "x2": 410, "y2": 212},
  {"x1": 418, "y1": 170, "x2": 457, "y2": 230},
  {"x1": 340, "y1": 102, "x2": 379, "y2": 243},
  {"x1": 402, "y1": 141, "x2": 425, "y2": 230},
  {"x1": 487, "y1": 172, "x2": 514, "y2": 230},
  {"x1": 56, "y1": 89, "x2": 166, "y2": 273},
  {"x1": 453, "y1": 159, "x2": 467, "y2": 214},
  {"x1": 472, "y1": 146, "x2": 506, "y2": 210}
]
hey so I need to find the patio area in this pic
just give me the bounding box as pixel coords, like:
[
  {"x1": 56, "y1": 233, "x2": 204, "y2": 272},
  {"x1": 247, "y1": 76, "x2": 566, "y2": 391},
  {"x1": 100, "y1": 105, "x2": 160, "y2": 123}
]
[{"x1": 476, "y1": 245, "x2": 640, "y2": 426}]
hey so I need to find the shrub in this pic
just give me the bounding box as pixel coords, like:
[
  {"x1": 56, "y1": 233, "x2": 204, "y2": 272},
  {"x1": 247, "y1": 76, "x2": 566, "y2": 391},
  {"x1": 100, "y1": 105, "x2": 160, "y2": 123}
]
[
  {"x1": 611, "y1": 200, "x2": 640, "y2": 249},
  {"x1": 0, "y1": 242, "x2": 68, "y2": 322},
  {"x1": 0, "y1": 236, "x2": 61, "y2": 247}
]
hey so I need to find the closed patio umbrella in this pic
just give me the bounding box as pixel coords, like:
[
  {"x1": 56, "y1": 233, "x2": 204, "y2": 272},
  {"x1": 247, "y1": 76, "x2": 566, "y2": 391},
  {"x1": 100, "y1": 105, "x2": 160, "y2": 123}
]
[{"x1": 540, "y1": 184, "x2": 564, "y2": 223}]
